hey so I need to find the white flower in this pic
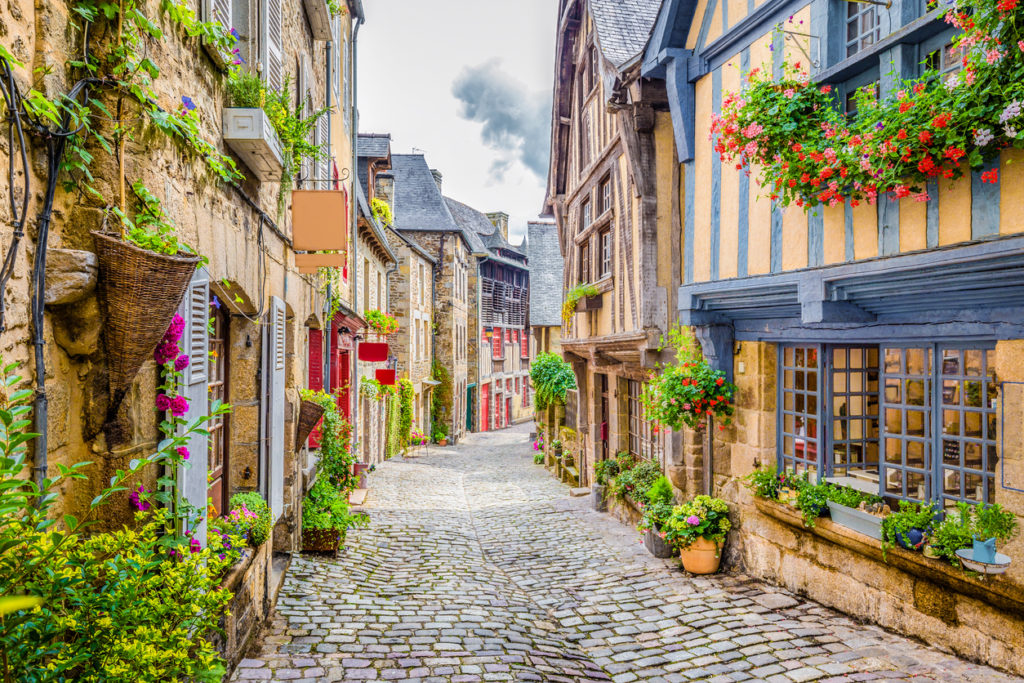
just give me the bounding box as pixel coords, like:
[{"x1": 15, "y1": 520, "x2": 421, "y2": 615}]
[{"x1": 974, "y1": 128, "x2": 994, "y2": 146}]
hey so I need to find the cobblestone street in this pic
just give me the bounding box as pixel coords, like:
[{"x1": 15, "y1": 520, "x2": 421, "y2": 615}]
[{"x1": 232, "y1": 424, "x2": 1022, "y2": 683}]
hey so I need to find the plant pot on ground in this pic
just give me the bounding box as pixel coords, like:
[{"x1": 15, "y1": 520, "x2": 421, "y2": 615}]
[
  {"x1": 663, "y1": 495, "x2": 732, "y2": 574},
  {"x1": 92, "y1": 231, "x2": 200, "y2": 417},
  {"x1": 638, "y1": 476, "x2": 676, "y2": 558},
  {"x1": 301, "y1": 478, "x2": 368, "y2": 556}
]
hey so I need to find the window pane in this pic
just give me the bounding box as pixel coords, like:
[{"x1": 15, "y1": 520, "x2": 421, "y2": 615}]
[
  {"x1": 938, "y1": 346, "x2": 996, "y2": 505},
  {"x1": 779, "y1": 345, "x2": 821, "y2": 476}
]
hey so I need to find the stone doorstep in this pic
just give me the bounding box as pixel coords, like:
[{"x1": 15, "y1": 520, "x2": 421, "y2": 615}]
[
  {"x1": 753, "y1": 497, "x2": 1024, "y2": 614},
  {"x1": 349, "y1": 489, "x2": 368, "y2": 506}
]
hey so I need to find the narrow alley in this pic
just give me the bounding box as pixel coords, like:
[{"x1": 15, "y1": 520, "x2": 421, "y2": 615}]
[{"x1": 231, "y1": 425, "x2": 1018, "y2": 683}]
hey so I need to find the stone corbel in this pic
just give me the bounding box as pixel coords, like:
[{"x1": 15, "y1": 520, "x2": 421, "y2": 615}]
[{"x1": 693, "y1": 324, "x2": 735, "y2": 383}]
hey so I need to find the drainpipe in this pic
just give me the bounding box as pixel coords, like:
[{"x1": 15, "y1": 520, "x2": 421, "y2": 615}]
[
  {"x1": 350, "y1": 13, "x2": 362, "y2": 455},
  {"x1": 429, "y1": 235, "x2": 445, "y2": 436},
  {"x1": 323, "y1": 39, "x2": 333, "y2": 393}
]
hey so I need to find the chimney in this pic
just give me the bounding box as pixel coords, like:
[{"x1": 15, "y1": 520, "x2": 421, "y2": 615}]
[
  {"x1": 374, "y1": 172, "x2": 394, "y2": 207},
  {"x1": 487, "y1": 211, "x2": 509, "y2": 241},
  {"x1": 429, "y1": 168, "x2": 443, "y2": 193}
]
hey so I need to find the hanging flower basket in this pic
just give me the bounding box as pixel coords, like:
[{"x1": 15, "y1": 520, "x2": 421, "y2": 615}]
[
  {"x1": 296, "y1": 399, "x2": 326, "y2": 449},
  {"x1": 92, "y1": 231, "x2": 200, "y2": 412},
  {"x1": 358, "y1": 342, "x2": 389, "y2": 362}
]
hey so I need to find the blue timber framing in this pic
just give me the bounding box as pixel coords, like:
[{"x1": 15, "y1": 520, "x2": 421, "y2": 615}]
[{"x1": 678, "y1": 235, "x2": 1024, "y2": 342}]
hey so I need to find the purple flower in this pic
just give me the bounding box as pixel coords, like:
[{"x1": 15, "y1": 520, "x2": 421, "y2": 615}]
[
  {"x1": 181, "y1": 95, "x2": 196, "y2": 111},
  {"x1": 686, "y1": 515, "x2": 701, "y2": 526},
  {"x1": 229, "y1": 27, "x2": 240, "y2": 41},
  {"x1": 174, "y1": 354, "x2": 190, "y2": 372},
  {"x1": 875, "y1": 121, "x2": 885, "y2": 130},
  {"x1": 170, "y1": 395, "x2": 190, "y2": 417},
  {"x1": 189, "y1": 537, "x2": 201, "y2": 554},
  {"x1": 177, "y1": 446, "x2": 190, "y2": 461},
  {"x1": 155, "y1": 393, "x2": 172, "y2": 411},
  {"x1": 154, "y1": 341, "x2": 180, "y2": 365},
  {"x1": 210, "y1": 294, "x2": 221, "y2": 309},
  {"x1": 129, "y1": 485, "x2": 151, "y2": 511},
  {"x1": 164, "y1": 314, "x2": 186, "y2": 343}
]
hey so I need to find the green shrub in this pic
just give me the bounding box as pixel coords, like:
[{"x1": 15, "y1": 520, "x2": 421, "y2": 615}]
[
  {"x1": 743, "y1": 465, "x2": 781, "y2": 500},
  {"x1": 530, "y1": 353, "x2": 577, "y2": 410},
  {"x1": 613, "y1": 460, "x2": 662, "y2": 502},
  {"x1": 227, "y1": 491, "x2": 273, "y2": 547},
  {"x1": 302, "y1": 478, "x2": 368, "y2": 533},
  {"x1": 639, "y1": 475, "x2": 675, "y2": 534},
  {"x1": 594, "y1": 459, "x2": 619, "y2": 486},
  {"x1": 881, "y1": 500, "x2": 938, "y2": 558},
  {"x1": 533, "y1": 452, "x2": 545, "y2": 465},
  {"x1": 300, "y1": 390, "x2": 357, "y2": 493},
  {"x1": 398, "y1": 379, "x2": 414, "y2": 447},
  {"x1": 646, "y1": 475, "x2": 675, "y2": 507}
]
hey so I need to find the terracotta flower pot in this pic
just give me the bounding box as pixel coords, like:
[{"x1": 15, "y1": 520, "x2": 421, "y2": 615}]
[{"x1": 679, "y1": 536, "x2": 723, "y2": 574}]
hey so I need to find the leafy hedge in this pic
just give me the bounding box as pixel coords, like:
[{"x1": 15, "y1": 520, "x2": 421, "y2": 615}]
[{"x1": 530, "y1": 352, "x2": 577, "y2": 410}]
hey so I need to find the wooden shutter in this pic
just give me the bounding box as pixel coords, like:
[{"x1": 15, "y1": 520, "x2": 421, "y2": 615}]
[
  {"x1": 262, "y1": 296, "x2": 286, "y2": 521},
  {"x1": 492, "y1": 326, "x2": 502, "y2": 360},
  {"x1": 176, "y1": 268, "x2": 210, "y2": 547},
  {"x1": 317, "y1": 114, "x2": 329, "y2": 190},
  {"x1": 307, "y1": 329, "x2": 323, "y2": 448},
  {"x1": 521, "y1": 330, "x2": 528, "y2": 358},
  {"x1": 261, "y1": 0, "x2": 283, "y2": 91},
  {"x1": 202, "y1": 0, "x2": 232, "y2": 66}
]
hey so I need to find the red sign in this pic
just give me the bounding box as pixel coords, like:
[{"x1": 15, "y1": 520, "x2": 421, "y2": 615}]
[
  {"x1": 358, "y1": 342, "x2": 389, "y2": 362},
  {"x1": 375, "y1": 368, "x2": 396, "y2": 385}
]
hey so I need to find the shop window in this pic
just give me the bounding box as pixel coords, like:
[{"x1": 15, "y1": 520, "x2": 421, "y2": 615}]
[
  {"x1": 881, "y1": 347, "x2": 934, "y2": 501},
  {"x1": 779, "y1": 345, "x2": 820, "y2": 477},
  {"x1": 829, "y1": 346, "x2": 880, "y2": 482}
]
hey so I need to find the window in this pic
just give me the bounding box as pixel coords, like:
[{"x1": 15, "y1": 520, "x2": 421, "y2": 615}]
[
  {"x1": 587, "y1": 44, "x2": 598, "y2": 92},
  {"x1": 579, "y1": 242, "x2": 591, "y2": 284},
  {"x1": 418, "y1": 263, "x2": 425, "y2": 303},
  {"x1": 581, "y1": 199, "x2": 592, "y2": 229},
  {"x1": 780, "y1": 346, "x2": 821, "y2": 477},
  {"x1": 600, "y1": 176, "x2": 612, "y2": 214},
  {"x1": 924, "y1": 37, "x2": 963, "y2": 81},
  {"x1": 843, "y1": 80, "x2": 879, "y2": 118},
  {"x1": 598, "y1": 230, "x2": 611, "y2": 278},
  {"x1": 846, "y1": 1, "x2": 880, "y2": 58},
  {"x1": 628, "y1": 380, "x2": 664, "y2": 461},
  {"x1": 777, "y1": 343, "x2": 998, "y2": 505}
]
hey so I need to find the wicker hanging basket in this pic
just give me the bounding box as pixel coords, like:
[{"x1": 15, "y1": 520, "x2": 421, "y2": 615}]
[
  {"x1": 92, "y1": 231, "x2": 200, "y2": 412},
  {"x1": 296, "y1": 399, "x2": 326, "y2": 449}
]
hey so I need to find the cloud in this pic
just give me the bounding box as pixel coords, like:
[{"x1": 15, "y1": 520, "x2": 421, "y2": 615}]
[{"x1": 452, "y1": 60, "x2": 551, "y2": 182}]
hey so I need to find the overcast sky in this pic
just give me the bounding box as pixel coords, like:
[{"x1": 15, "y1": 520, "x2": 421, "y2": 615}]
[{"x1": 356, "y1": 1, "x2": 557, "y2": 245}]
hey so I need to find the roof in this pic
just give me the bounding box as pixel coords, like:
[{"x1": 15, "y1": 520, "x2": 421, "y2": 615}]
[
  {"x1": 527, "y1": 221, "x2": 564, "y2": 327},
  {"x1": 389, "y1": 154, "x2": 464, "y2": 235},
  {"x1": 590, "y1": 0, "x2": 662, "y2": 69},
  {"x1": 441, "y1": 197, "x2": 490, "y2": 254},
  {"x1": 355, "y1": 182, "x2": 397, "y2": 265},
  {"x1": 357, "y1": 133, "x2": 391, "y2": 159}
]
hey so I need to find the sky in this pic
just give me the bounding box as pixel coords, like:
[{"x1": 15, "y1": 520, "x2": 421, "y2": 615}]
[{"x1": 356, "y1": 1, "x2": 558, "y2": 245}]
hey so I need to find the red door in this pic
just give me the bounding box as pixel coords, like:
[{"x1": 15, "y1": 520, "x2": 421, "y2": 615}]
[
  {"x1": 338, "y1": 350, "x2": 351, "y2": 420},
  {"x1": 481, "y1": 383, "x2": 490, "y2": 432},
  {"x1": 308, "y1": 329, "x2": 324, "y2": 448}
]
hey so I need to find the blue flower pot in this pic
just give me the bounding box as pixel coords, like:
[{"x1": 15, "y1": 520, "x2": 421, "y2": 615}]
[{"x1": 896, "y1": 528, "x2": 926, "y2": 551}]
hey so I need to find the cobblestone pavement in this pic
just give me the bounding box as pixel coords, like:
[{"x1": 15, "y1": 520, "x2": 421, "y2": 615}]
[{"x1": 232, "y1": 424, "x2": 1022, "y2": 683}]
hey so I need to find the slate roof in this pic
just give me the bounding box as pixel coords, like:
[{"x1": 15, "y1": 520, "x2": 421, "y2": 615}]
[
  {"x1": 389, "y1": 154, "x2": 462, "y2": 233},
  {"x1": 527, "y1": 221, "x2": 563, "y2": 327},
  {"x1": 357, "y1": 133, "x2": 391, "y2": 159},
  {"x1": 590, "y1": 0, "x2": 662, "y2": 69},
  {"x1": 443, "y1": 198, "x2": 528, "y2": 270}
]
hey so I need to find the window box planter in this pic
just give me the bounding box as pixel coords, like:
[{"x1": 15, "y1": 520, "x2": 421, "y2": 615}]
[
  {"x1": 301, "y1": 528, "x2": 345, "y2": 555},
  {"x1": 575, "y1": 295, "x2": 602, "y2": 312},
  {"x1": 302, "y1": 0, "x2": 332, "y2": 41},
  {"x1": 222, "y1": 108, "x2": 284, "y2": 182},
  {"x1": 826, "y1": 500, "x2": 883, "y2": 540},
  {"x1": 754, "y1": 497, "x2": 1024, "y2": 614}
]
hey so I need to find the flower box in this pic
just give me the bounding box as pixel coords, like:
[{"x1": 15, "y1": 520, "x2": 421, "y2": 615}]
[
  {"x1": 301, "y1": 528, "x2": 344, "y2": 554},
  {"x1": 575, "y1": 295, "x2": 602, "y2": 312},
  {"x1": 302, "y1": 0, "x2": 332, "y2": 41},
  {"x1": 644, "y1": 527, "x2": 675, "y2": 558},
  {"x1": 826, "y1": 500, "x2": 883, "y2": 540},
  {"x1": 222, "y1": 108, "x2": 284, "y2": 182}
]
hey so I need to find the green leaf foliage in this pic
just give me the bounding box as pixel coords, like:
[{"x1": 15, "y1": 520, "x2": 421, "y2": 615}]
[{"x1": 529, "y1": 352, "x2": 577, "y2": 410}]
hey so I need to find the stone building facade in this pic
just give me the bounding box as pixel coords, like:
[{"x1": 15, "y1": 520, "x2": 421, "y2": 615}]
[
  {"x1": 544, "y1": 0, "x2": 679, "y2": 488},
  {"x1": 0, "y1": 0, "x2": 365, "y2": 670}
]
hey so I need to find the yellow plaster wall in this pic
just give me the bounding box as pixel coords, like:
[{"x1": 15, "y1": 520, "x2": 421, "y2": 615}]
[
  {"x1": 899, "y1": 198, "x2": 928, "y2": 253},
  {"x1": 823, "y1": 204, "x2": 845, "y2": 264},
  {"x1": 781, "y1": 206, "x2": 807, "y2": 270},
  {"x1": 686, "y1": 0, "x2": 710, "y2": 49},
  {"x1": 1001, "y1": 149, "x2": 1024, "y2": 235},
  {"x1": 693, "y1": 76, "x2": 713, "y2": 282},
  {"x1": 939, "y1": 175, "x2": 972, "y2": 245},
  {"x1": 728, "y1": 0, "x2": 748, "y2": 29},
  {"x1": 746, "y1": 33, "x2": 775, "y2": 276},
  {"x1": 719, "y1": 61, "x2": 742, "y2": 279},
  {"x1": 705, "y1": 0, "x2": 723, "y2": 45},
  {"x1": 852, "y1": 201, "x2": 877, "y2": 260}
]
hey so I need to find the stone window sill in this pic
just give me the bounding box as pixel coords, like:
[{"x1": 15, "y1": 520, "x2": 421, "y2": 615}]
[{"x1": 753, "y1": 498, "x2": 1024, "y2": 613}]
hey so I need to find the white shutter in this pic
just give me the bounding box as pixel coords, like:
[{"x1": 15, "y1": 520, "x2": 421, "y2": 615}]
[
  {"x1": 261, "y1": 0, "x2": 283, "y2": 91},
  {"x1": 262, "y1": 296, "x2": 286, "y2": 521},
  {"x1": 202, "y1": 0, "x2": 233, "y2": 67},
  {"x1": 317, "y1": 114, "x2": 329, "y2": 189},
  {"x1": 177, "y1": 268, "x2": 210, "y2": 547}
]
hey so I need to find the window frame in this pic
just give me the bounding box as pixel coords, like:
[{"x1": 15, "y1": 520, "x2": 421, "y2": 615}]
[
  {"x1": 598, "y1": 229, "x2": 612, "y2": 278},
  {"x1": 776, "y1": 341, "x2": 999, "y2": 506}
]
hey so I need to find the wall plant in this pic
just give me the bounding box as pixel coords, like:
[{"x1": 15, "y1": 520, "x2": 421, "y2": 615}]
[
  {"x1": 529, "y1": 352, "x2": 577, "y2": 410},
  {"x1": 713, "y1": 1, "x2": 1024, "y2": 210},
  {"x1": 562, "y1": 282, "x2": 601, "y2": 324}
]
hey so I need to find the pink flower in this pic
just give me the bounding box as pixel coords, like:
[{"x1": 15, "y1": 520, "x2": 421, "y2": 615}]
[
  {"x1": 783, "y1": 88, "x2": 795, "y2": 98},
  {"x1": 174, "y1": 354, "x2": 190, "y2": 372},
  {"x1": 177, "y1": 446, "x2": 190, "y2": 461},
  {"x1": 154, "y1": 341, "x2": 180, "y2": 365},
  {"x1": 686, "y1": 515, "x2": 701, "y2": 526},
  {"x1": 189, "y1": 537, "x2": 201, "y2": 554},
  {"x1": 986, "y1": 49, "x2": 1002, "y2": 65},
  {"x1": 155, "y1": 393, "x2": 172, "y2": 411},
  {"x1": 129, "y1": 485, "x2": 151, "y2": 511},
  {"x1": 164, "y1": 314, "x2": 186, "y2": 343},
  {"x1": 170, "y1": 395, "x2": 190, "y2": 417}
]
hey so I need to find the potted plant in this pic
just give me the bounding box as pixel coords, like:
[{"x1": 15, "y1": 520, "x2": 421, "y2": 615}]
[
  {"x1": 639, "y1": 327, "x2": 737, "y2": 433},
  {"x1": 301, "y1": 478, "x2": 368, "y2": 555},
  {"x1": 297, "y1": 389, "x2": 330, "y2": 448},
  {"x1": 881, "y1": 501, "x2": 939, "y2": 558},
  {"x1": 364, "y1": 309, "x2": 400, "y2": 337},
  {"x1": 562, "y1": 283, "x2": 602, "y2": 323},
  {"x1": 225, "y1": 492, "x2": 274, "y2": 548},
  {"x1": 638, "y1": 475, "x2": 676, "y2": 558},
  {"x1": 663, "y1": 495, "x2": 732, "y2": 574},
  {"x1": 931, "y1": 502, "x2": 1018, "y2": 574},
  {"x1": 432, "y1": 423, "x2": 449, "y2": 447},
  {"x1": 823, "y1": 485, "x2": 886, "y2": 538},
  {"x1": 593, "y1": 459, "x2": 619, "y2": 512}
]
